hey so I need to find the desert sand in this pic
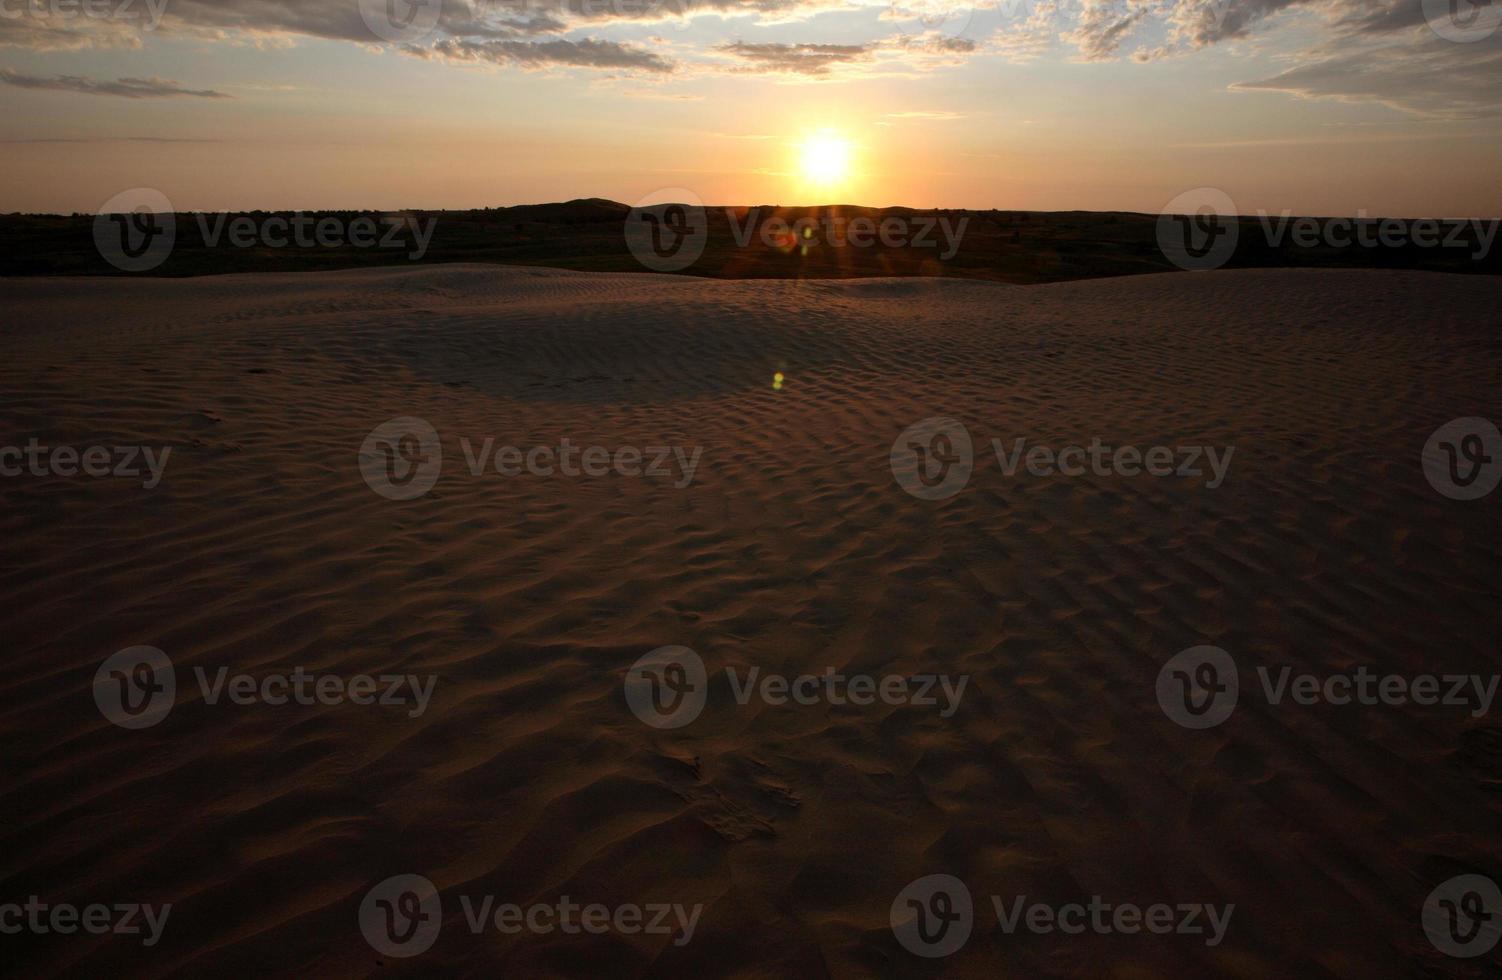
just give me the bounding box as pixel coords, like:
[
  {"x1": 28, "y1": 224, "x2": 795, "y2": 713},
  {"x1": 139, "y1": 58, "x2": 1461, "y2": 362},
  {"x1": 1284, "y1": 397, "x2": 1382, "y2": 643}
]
[{"x1": 3, "y1": 265, "x2": 1500, "y2": 977}]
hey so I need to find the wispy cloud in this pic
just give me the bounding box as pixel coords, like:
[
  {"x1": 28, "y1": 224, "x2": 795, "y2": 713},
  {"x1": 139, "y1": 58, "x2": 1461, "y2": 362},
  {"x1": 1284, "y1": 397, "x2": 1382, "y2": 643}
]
[
  {"x1": 423, "y1": 37, "x2": 675, "y2": 73},
  {"x1": 1232, "y1": 34, "x2": 1502, "y2": 120},
  {"x1": 716, "y1": 41, "x2": 873, "y2": 75},
  {"x1": 0, "y1": 69, "x2": 230, "y2": 98}
]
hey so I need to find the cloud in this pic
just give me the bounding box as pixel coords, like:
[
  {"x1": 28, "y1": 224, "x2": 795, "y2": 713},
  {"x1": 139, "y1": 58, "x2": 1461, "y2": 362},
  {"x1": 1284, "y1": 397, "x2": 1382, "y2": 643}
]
[
  {"x1": 1068, "y1": 1, "x2": 1481, "y2": 61},
  {"x1": 1232, "y1": 32, "x2": 1502, "y2": 119},
  {"x1": 0, "y1": 15, "x2": 144, "y2": 51},
  {"x1": 1036, "y1": 0, "x2": 1502, "y2": 119},
  {"x1": 1067, "y1": 0, "x2": 1154, "y2": 61},
  {"x1": 892, "y1": 32, "x2": 977, "y2": 54},
  {"x1": 986, "y1": 0, "x2": 1062, "y2": 60},
  {"x1": 1161, "y1": 0, "x2": 1315, "y2": 50},
  {"x1": 428, "y1": 36, "x2": 676, "y2": 72},
  {"x1": 716, "y1": 40, "x2": 873, "y2": 74},
  {"x1": 4, "y1": 0, "x2": 849, "y2": 50},
  {"x1": 0, "y1": 69, "x2": 230, "y2": 98},
  {"x1": 0, "y1": 0, "x2": 1494, "y2": 108}
]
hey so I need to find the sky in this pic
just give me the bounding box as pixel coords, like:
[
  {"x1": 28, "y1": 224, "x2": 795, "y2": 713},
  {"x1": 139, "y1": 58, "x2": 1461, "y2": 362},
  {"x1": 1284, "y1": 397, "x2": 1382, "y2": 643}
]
[{"x1": 2, "y1": 0, "x2": 1499, "y2": 215}]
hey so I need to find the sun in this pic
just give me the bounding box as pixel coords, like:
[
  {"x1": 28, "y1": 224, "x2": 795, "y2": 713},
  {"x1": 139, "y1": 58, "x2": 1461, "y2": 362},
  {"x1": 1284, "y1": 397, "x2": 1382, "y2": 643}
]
[{"x1": 798, "y1": 132, "x2": 852, "y2": 187}]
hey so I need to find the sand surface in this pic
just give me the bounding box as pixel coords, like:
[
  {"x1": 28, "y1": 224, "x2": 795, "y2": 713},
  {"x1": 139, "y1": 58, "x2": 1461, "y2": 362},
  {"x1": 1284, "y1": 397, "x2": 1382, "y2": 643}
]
[{"x1": 3, "y1": 266, "x2": 1501, "y2": 977}]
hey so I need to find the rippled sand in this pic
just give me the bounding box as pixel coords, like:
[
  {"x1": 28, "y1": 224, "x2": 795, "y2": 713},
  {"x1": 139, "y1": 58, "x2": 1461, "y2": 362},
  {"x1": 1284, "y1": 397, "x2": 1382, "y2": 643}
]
[{"x1": 3, "y1": 266, "x2": 1500, "y2": 977}]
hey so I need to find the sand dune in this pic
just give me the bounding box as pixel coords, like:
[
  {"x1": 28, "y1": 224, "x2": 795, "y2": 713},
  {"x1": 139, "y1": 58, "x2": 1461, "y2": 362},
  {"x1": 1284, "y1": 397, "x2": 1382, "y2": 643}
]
[{"x1": 3, "y1": 266, "x2": 1500, "y2": 977}]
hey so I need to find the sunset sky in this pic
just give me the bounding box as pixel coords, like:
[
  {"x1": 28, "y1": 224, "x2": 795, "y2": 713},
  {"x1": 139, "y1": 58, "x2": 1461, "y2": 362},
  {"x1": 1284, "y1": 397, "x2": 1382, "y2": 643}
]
[{"x1": 3, "y1": 0, "x2": 1499, "y2": 215}]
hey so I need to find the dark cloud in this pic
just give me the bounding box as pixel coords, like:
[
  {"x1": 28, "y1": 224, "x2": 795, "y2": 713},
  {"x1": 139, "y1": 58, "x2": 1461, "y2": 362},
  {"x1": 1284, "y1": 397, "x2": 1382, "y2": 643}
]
[
  {"x1": 895, "y1": 34, "x2": 977, "y2": 54},
  {"x1": 0, "y1": 69, "x2": 230, "y2": 97},
  {"x1": 716, "y1": 40, "x2": 871, "y2": 74},
  {"x1": 1332, "y1": 0, "x2": 1425, "y2": 34},
  {"x1": 1233, "y1": 33, "x2": 1502, "y2": 119},
  {"x1": 1072, "y1": 1, "x2": 1492, "y2": 59},
  {"x1": 0, "y1": 0, "x2": 1493, "y2": 101},
  {"x1": 0, "y1": 15, "x2": 143, "y2": 50},
  {"x1": 430, "y1": 36, "x2": 675, "y2": 71}
]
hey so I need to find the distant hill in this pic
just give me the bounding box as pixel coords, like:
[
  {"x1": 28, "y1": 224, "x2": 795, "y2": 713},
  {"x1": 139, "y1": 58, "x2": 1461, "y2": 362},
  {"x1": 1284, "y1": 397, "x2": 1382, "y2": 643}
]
[{"x1": 3, "y1": 203, "x2": 1496, "y2": 282}]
